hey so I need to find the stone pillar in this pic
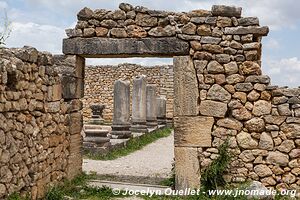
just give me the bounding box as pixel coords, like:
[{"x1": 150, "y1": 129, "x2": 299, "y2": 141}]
[
  {"x1": 146, "y1": 84, "x2": 158, "y2": 128},
  {"x1": 157, "y1": 96, "x2": 167, "y2": 125},
  {"x1": 111, "y1": 80, "x2": 131, "y2": 138},
  {"x1": 130, "y1": 75, "x2": 148, "y2": 133}
]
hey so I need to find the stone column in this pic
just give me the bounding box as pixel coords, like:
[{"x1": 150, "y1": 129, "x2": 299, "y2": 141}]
[
  {"x1": 146, "y1": 84, "x2": 158, "y2": 128},
  {"x1": 130, "y1": 75, "x2": 148, "y2": 133},
  {"x1": 157, "y1": 96, "x2": 167, "y2": 125},
  {"x1": 111, "y1": 80, "x2": 131, "y2": 138}
]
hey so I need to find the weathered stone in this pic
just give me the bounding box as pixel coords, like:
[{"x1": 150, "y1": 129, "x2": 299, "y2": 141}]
[
  {"x1": 197, "y1": 24, "x2": 211, "y2": 36},
  {"x1": 247, "y1": 90, "x2": 260, "y2": 101},
  {"x1": 272, "y1": 88, "x2": 300, "y2": 97},
  {"x1": 100, "y1": 19, "x2": 117, "y2": 28},
  {"x1": 174, "y1": 56, "x2": 199, "y2": 116},
  {"x1": 217, "y1": 118, "x2": 243, "y2": 131},
  {"x1": 194, "y1": 60, "x2": 207, "y2": 73},
  {"x1": 224, "y1": 62, "x2": 238, "y2": 75},
  {"x1": 200, "y1": 36, "x2": 221, "y2": 44},
  {"x1": 259, "y1": 132, "x2": 274, "y2": 150},
  {"x1": 224, "y1": 26, "x2": 269, "y2": 36},
  {"x1": 181, "y1": 22, "x2": 197, "y2": 35},
  {"x1": 175, "y1": 147, "x2": 200, "y2": 190},
  {"x1": 156, "y1": 96, "x2": 167, "y2": 125},
  {"x1": 146, "y1": 85, "x2": 158, "y2": 128},
  {"x1": 230, "y1": 40, "x2": 242, "y2": 49},
  {"x1": 264, "y1": 115, "x2": 286, "y2": 125},
  {"x1": 266, "y1": 151, "x2": 289, "y2": 166},
  {"x1": 63, "y1": 37, "x2": 189, "y2": 56},
  {"x1": 77, "y1": 7, "x2": 94, "y2": 20},
  {"x1": 215, "y1": 54, "x2": 231, "y2": 63},
  {"x1": 190, "y1": 41, "x2": 202, "y2": 51},
  {"x1": 254, "y1": 165, "x2": 273, "y2": 177},
  {"x1": 111, "y1": 80, "x2": 131, "y2": 138},
  {"x1": 232, "y1": 107, "x2": 252, "y2": 121},
  {"x1": 235, "y1": 83, "x2": 253, "y2": 92},
  {"x1": 239, "y1": 150, "x2": 255, "y2": 162},
  {"x1": 212, "y1": 5, "x2": 242, "y2": 18},
  {"x1": 277, "y1": 140, "x2": 295, "y2": 153},
  {"x1": 131, "y1": 75, "x2": 148, "y2": 133},
  {"x1": 135, "y1": 13, "x2": 157, "y2": 27},
  {"x1": 119, "y1": 3, "x2": 134, "y2": 11},
  {"x1": 207, "y1": 84, "x2": 231, "y2": 102},
  {"x1": 110, "y1": 28, "x2": 127, "y2": 38},
  {"x1": 226, "y1": 74, "x2": 245, "y2": 84},
  {"x1": 126, "y1": 25, "x2": 147, "y2": 38},
  {"x1": 148, "y1": 25, "x2": 176, "y2": 37},
  {"x1": 278, "y1": 103, "x2": 292, "y2": 116},
  {"x1": 244, "y1": 181, "x2": 273, "y2": 200},
  {"x1": 253, "y1": 100, "x2": 272, "y2": 116},
  {"x1": 217, "y1": 16, "x2": 232, "y2": 27},
  {"x1": 199, "y1": 100, "x2": 227, "y2": 118},
  {"x1": 191, "y1": 17, "x2": 206, "y2": 24},
  {"x1": 237, "y1": 131, "x2": 258, "y2": 149},
  {"x1": 202, "y1": 44, "x2": 223, "y2": 54},
  {"x1": 238, "y1": 17, "x2": 259, "y2": 26},
  {"x1": 207, "y1": 61, "x2": 224, "y2": 73},
  {"x1": 193, "y1": 51, "x2": 212, "y2": 60},
  {"x1": 245, "y1": 50, "x2": 258, "y2": 61},
  {"x1": 95, "y1": 27, "x2": 109, "y2": 37},
  {"x1": 65, "y1": 28, "x2": 82, "y2": 38},
  {"x1": 174, "y1": 116, "x2": 213, "y2": 147},
  {"x1": 105, "y1": 10, "x2": 126, "y2": 20},
  {"x1": 245, "y1": 75, "x2": 270, "y2": 84},
  {"x1": 289, "y1": 149, "x2": 300, "y2": 158},
  {"x1": 245, "y1": 118, "x2": 265, "y2": 132},
  {"x1": 243, "y1": 42, "x2": 261, "y2": 50},
  {"x1": 240, "y1": 61, "x2": 261, "y2": 75}
]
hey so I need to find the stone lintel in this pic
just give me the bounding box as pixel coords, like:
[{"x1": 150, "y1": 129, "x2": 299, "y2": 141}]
[{"x1": 63, "y1": 37, "x2": 189, "y2": 57}]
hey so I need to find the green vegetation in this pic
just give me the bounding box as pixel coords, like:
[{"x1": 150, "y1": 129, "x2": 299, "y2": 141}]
[
  {"x1": 0, "y1": 10, "x2": 11, "y2": 46},
  {"x1": 84, "y1": 128, "x2": 172, "y2": 160},
  {"x1": 201, "y1": 139, "x2": 231, "y2": 192}
]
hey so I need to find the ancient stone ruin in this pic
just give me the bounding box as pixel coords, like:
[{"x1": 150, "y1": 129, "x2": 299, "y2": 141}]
[{"x1": 0, "y1": 2, "x2": 299, "y2": 199}]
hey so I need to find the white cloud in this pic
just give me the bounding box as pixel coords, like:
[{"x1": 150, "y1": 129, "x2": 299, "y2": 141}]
[
  {"x1": 0, "y1": 1, "x2": 7, "y2": 9},
  {"x1": 264, "y1": 38, "x2": 280, "y2": 50},
  {"x1": 6, "y1": 22, "x2": 65, "y2": 53},
  {"x1": 263, "y1": 57, "x2": 300, "y2": 87}
]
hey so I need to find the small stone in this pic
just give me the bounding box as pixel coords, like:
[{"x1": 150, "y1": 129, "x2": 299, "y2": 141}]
[
  {"x1": 278, "y1": 103, "x2": 292, "y2": 116},
  {"x1": 245, "y1": 118, "x2": 265, "y2": 132},
  {"x1": 181, "y1": 22, "x2": 197, "y2": 35},
  {"x1": 244, "y1": 181, "x2": 273, "y2": 200},
  {"x1": 254, "y1": 165, "x2": 273, "y2": 177},
  {"x1": 217, "y1": 16, "x2": 232, "y2": 27},
  {"x1": 148, "y1": 25, "x2": 176, "y2": 37},
  {"x1": 197, "y1": 24, "x2": 211, "y2": 36},
  {"x1": 253, "y1": 100, "x2": 272, "y2": 116},
  {"x1": 105, "y1": 10, "x2": 126, "y2": 20},
  {"x1": 237, "y1": 131, "x2": 258, "y2": 149},
  {"x1": 240, "y1": 61, "x2": 261, "y2": 75},
  {"x1": 207, "y1": 84, "x2": 231, "y2": 102},
  {"x1": 217, "y1": 118, "x2": 243, "y2": 130},
  {"x1": 95, "y1": 27, "x2": 108, "y2": 37},
  {"x1": 207, "y1": 61, "x2": 224, "y2": 73},
  {"x1": 245, "y1": 75, "x2": 270, "y2": 84},
  {"x1": 232, "y1": 107, "x2": 252, "y2": 120},
  {"x1": 289, "y1": 149, "x2": 300, "y2": 158},
  {"x1": 226, "y1": 74, "x2": 245, "y2": 84},
  {"x1": 215, "y1": 54, "x2": 231, "y2": 63},
  {"x1": 282, "y1": 173, "x2": 296, "y2": 184},
  {"x1": 230, "y1": 40, "x2": 242, "y2": 49},
  {"x1": 239, "y1": 150, "x2": 255, "y2": 162},
  {"x1": 119, "y1": 3, "x2": 134, "y2": 11},
  {"x1": 260, "y1": 91, "x2": 271, "y2": 101},
  {"x1": 126, "y1": 25, "x2": 147, "y2": 38},
  {"x1": 266, "y1": 151, "x2": 289, "y2": 166},
  {"x1": 224, "y1": 62, "x2": 238, "y2": 75},
  {"x1": 110, "y1": 28, "x2": 127, "y2": 38},
  {"x1": 277, "y1": 140, "x2": 295, "y2": 153},
  {"x1": 199, "y1": 100, "x2": 227, "y2": 118},
  {"x1": 259, "y1": 132, "x2": 274, "y2": 150},
  {"x1": 243, "y1": 42, "x2": 261, "y2": 50},
  {"x1": 202, "y1": 44, "x2": 223, "y2": 54},
  {"x1": 135, "y1": 13, "x2": 157, "y2": 27},
  {"x1": 247, "y1": 90, "x2": 260, "y2": 101},
  {"x1": 77, "y1": 7, "x2": 94, "y2": 20},
  {"x1": 238, "y1": 17, "x2": 259, "y2": 26},
  {"x1": 193, "y1": 51, "x2": 212, "y2": 60},
  {"x1": 100, "y1": 19, "x2": 117, "y2": 28},
  {"x1": 212, "y1": 5, "x2": 242, "y2": 18},
  {"x1": 200, "y1": 36, "x2": 221, "y2": 44},
  {"x1": 224, "y1": 26, "x2": 269, "y2": 36},
  {"x1": 235, "y1": 83, "x2": 253, "y2": 92},
  {"x1": 232, "y1": 92, "x2": 247, "y2": 103}
]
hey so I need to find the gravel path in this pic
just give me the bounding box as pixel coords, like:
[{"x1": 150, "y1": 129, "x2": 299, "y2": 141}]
[{"x1": 83, "y1": 132, "x2": 174, "y2": 180}]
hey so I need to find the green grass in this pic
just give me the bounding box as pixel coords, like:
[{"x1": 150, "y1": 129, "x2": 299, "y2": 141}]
[{"x1": 84, "y1": 128, "x2": 172, "y2": 160}]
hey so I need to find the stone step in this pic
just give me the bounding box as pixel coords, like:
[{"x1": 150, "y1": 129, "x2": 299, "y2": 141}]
[
  {"x1": 84, "y1": 136, "x2": 110, "y2": 144},
  {"x1": 84, "y1": 129, "x2": 109, "y2": 137},
  {"x1": 84, "y1": 124, "x2": 103, "y2": 130}
]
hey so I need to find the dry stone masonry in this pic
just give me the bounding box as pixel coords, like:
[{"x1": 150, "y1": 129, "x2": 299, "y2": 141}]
[
  {"x1": 61, "y1": 2, "x2": 299, "y2": 194},
  {"x1": 0, "y1": 47, "x2": 83, "y2": 199}
]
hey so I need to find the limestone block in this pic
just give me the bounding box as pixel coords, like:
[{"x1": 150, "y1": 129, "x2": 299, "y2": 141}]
[
  {"x1": 175, "y1": 147, "x2": 200, "y2": 190},
  {"x1": 174, "y1": 56, "x2": 199, "y2": 116},
  {"x1": 199, "y1": 100, "x2": 227, "y2": 117},
  {"x1": 212, "y1": 5, "x2": 242, "y2": 17},
  {"x1": 174, "y1": 116, "x2": 213, "y2": 147}
]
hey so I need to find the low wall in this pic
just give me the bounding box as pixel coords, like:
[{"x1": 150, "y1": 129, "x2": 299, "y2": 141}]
[
  {"x1": 82, "y1": 64, "x2": 174, "y2": 121},
  {"x1": 0, "y1": 47, "x2": 82, "y2": 199}
]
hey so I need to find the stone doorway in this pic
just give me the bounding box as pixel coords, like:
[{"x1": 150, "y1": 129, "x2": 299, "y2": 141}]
[{"x1": 63, "y1": 37, "x2": 191, "y2": 188}]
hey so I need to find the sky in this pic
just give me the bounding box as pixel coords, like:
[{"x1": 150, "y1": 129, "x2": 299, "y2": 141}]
[{"x1": 1, "y1": 0, "x2": 300, "y2": 87}]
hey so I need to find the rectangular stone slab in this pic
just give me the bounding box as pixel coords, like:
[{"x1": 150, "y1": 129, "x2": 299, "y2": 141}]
[
  {"x1": 63, "y1": 37, "x2": 189, "y2": 57},
  {"x1": 174, "y1": 116, "x2": 213, "y2": 147}
]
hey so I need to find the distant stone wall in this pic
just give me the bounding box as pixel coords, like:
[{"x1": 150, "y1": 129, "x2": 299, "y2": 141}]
[
  {"x1": 0, "y1": 47, "x2": 82, "y2": 199},
  {"x1": 82, "y1": 64, "x2": 174, "y2": 121}
]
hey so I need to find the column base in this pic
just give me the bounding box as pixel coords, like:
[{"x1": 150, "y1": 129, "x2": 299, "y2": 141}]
[
  {"x1": 157, "y1": 117, "x2": 167, "y2": 125},
  {"x1": 146, "y1": 120, "x2": 158, "y2": 129},
  {"x1": 130, "y1": 123, "x2": 148, "y2": 133},
  {"x1": 111, "y1": 124, "x2": 132, "y2": 139}
]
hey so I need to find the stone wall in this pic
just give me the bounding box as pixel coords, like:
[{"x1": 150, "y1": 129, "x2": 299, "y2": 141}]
[
  {"x1": 63, "y1": 3, "x2": 299, "y2": 193},
  {"x1": 83, "y1": 64, "x2": 174, "y2": 121},
  {"x1": 0, "y1": 47, "x2": 82, "y2": 199}
]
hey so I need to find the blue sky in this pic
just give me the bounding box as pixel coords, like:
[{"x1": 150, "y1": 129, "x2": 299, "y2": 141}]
[{"x1": 1, "y1": 0, "x2": 300, "y2": 87}]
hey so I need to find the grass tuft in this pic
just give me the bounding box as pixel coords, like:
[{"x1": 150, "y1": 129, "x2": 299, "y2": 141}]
[{"x1": 84, "y1": 128, "x2": 172, "y2": 160}]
